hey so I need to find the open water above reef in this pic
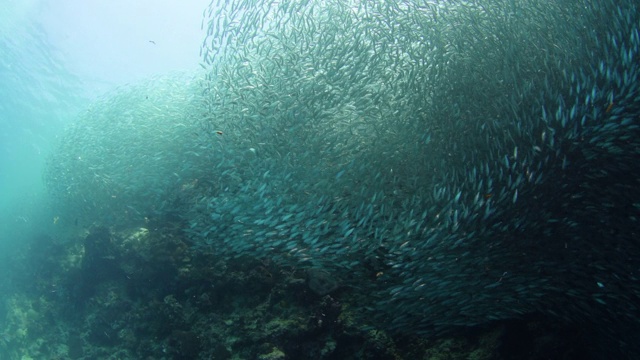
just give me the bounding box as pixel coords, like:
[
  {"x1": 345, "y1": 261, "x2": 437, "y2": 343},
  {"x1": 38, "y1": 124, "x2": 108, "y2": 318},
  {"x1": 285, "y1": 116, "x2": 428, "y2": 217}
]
[{"x1": 2, "y1": 0, "x2": 640, "y2": 359}]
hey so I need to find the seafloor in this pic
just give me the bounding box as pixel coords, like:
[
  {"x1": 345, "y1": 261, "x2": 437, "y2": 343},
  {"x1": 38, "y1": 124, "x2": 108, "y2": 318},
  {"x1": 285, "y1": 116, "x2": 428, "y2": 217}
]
[{"x1": 1, "y1": 219, "x2": 589, "y2": 359}]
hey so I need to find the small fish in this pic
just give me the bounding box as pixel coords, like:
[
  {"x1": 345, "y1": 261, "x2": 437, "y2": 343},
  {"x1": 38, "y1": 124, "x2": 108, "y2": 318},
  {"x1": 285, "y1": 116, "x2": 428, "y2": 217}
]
[
  {"x1": 605, "y1": 102, "x2": 614, "y2": 113},
  {"x1": 149, "y1": 40, "x2": 156, "y2": 45}
]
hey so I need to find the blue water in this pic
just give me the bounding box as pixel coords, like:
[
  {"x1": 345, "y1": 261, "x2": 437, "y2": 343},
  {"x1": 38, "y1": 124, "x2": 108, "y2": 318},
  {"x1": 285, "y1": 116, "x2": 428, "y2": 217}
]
[
  {"x1": 0, "y1": 12, "x2": 80, "y2": 265},
  {"x1": 0, "y1": 0, "x2": 207, "y2": 248}
]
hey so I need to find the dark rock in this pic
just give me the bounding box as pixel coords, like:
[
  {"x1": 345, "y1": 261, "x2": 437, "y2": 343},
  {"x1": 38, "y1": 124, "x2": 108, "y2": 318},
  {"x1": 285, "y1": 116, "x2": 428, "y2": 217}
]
[{"x1": 307, "y1": 269, "x2": 339, "y2": 296}]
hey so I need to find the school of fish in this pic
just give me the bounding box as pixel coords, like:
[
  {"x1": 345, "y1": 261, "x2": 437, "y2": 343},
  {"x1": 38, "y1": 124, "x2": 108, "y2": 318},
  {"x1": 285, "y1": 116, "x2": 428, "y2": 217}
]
[{"x1": 45, "y1": 0, "x2": 640, "y2": 357}]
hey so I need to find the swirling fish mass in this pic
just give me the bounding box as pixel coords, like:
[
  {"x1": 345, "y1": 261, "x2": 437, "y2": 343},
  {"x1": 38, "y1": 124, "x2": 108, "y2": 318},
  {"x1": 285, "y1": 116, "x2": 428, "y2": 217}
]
[{"x1": 45, "y1": 0, "x2": 640, "y2": 357}]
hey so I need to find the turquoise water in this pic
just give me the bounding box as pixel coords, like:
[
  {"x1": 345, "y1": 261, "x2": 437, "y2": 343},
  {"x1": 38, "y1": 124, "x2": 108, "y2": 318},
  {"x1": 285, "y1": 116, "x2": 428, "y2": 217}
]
[
  {"x1": 0, "y1": 6, "x2": 82, "y2": 263},
  {"x1": 2, "y1": 0, "x2": 640, "y2": 359}
]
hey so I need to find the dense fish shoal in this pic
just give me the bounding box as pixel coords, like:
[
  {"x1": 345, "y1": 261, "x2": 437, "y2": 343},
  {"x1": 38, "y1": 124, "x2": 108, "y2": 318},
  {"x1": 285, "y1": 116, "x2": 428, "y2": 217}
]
[{"x1": 46, "y1": 0, "x2": 640, "y2": 357}]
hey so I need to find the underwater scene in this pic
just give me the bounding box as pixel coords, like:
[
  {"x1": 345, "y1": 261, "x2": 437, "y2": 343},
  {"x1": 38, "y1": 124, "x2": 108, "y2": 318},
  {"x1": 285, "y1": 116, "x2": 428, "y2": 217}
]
[{"x1": 1, "y1": 0, "x2": 640, "y2": 359}]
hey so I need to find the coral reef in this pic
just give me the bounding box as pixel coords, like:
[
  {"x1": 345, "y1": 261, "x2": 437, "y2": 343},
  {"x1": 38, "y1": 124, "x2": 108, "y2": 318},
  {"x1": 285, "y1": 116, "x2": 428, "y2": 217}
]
[{"x1": 0, "y1": 222, "x2": 589, "y2": 359}]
